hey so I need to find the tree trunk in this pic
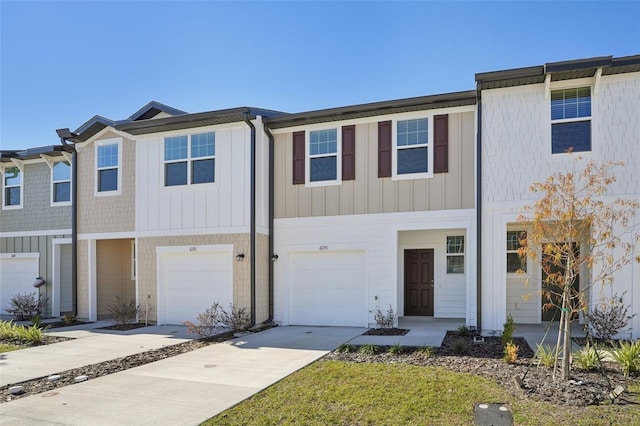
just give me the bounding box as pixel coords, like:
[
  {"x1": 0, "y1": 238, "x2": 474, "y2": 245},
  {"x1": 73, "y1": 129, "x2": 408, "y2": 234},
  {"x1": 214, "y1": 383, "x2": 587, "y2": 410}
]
[{"x1": 561, "y1": 287, "x2": 571, "y2": 380}]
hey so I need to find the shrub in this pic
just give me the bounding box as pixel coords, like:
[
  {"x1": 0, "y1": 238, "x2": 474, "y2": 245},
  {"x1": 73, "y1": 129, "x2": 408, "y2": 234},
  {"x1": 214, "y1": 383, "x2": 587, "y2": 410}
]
[
  {"x1": 107, "y1": 297, "x2": 140, "y2": 326},
  {"x1": 184, "y1": 302, "x2": 250, "y2": 338},
  {"x1": 4, "y1": 292, "x2": 47, "y2": 321},
  {"x1": 220, "y1": 304, "x2": 250, "y2": 332},
  {"x1": 502, "y1": 314, "x2": 515, "y2": 347},
  {"x1": 572, "y1": 343, "x2": 600, "y2": 371},
  {"x1": 16, "y1": 324, "x2": 44, "y2": 344},
  {"x1": 359, "y1": 344, "x2": 379, "y2": 355},
  {"x1": 585, "y1": 292, "x2": 636, "y2": 341},
  {"x1": 503, "y1": 342, "x2": 519, "y2": 364},
  {"x1": 62, "y1": 313, "x2": 76, "y2": 326},
  {"x1": 535, "y1": 344, "x2": 557, "y2": 368},
  {"x1": 451, "y1": 338, "x2": 467, "y2": 355},
  {"x1": 388, "y1": 343, "x2": 403, "y2": 355},
  {"x1": 337, "y1": 343, "x2": 355, "y2": 353},
  {"x1": 456, "y1": 325, "x2": 471, "y2": 337},
  {"x1": 31, "y1": 315, "x2": 44, "y2": 329},
  {"x1": 608, "y1": 340, "x2": 640, "y2": 377},
  {"x1": 417, "y1": 346, "x2": 434, "y2": 358},
  {"x1": 374, "y1": 305, "x2": 396, "y2": 329},
  {"x1": 0, "y1": 321, "x2": 18, "y2": 339}
]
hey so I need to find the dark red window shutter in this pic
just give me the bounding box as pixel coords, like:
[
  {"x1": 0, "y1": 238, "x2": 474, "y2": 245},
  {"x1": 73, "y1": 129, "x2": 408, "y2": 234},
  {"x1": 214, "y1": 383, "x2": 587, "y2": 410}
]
[
  {"x1": 434, "y1": 114, "x2": 448, "y2": 173},
  {"x1": 292, "y1": 131, "x2": 305, "y2": 184},
  {"x1": 378, "y1": 120, "x2": 392, "y2": 178},
  {"x1": 342, "y1": 125, "x2": 355, "y2": 180}
]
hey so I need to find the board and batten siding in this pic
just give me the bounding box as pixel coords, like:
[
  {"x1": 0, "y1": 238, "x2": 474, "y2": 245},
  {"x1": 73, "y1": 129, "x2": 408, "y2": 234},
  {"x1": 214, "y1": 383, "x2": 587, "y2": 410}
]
[
  {"x1": 273, "y1": 111, "x2": 475, "y2": 219},
  {"x1": 0, "y1": 234, "x2": 71, "y2": 317},
  {"x1": 135, "y1": 125, "x2": 254, "y2": 233}
]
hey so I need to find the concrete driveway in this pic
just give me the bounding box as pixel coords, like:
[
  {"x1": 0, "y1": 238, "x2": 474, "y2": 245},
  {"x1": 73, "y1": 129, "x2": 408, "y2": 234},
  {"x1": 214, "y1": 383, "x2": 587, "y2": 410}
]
[{"x1": 0, "y1": 326, "x2": 364, "y2": 425}]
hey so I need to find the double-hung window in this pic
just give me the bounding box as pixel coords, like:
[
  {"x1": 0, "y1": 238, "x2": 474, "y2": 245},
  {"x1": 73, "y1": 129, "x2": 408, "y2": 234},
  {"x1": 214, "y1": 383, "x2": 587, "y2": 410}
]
[
  {"x1": 164, "y1": 132, "x2": 215, "y2": 186},
  {"x1": 308, "y1": 129, "x2": 338, "y2": 183},
  {"x1": 506, "y1": 231, "x2": 527, "y2": 273},
  {"x1": 551, "y1": 87, "x2": 591, "y2": 154},
  {"x1": 3, "y1": 167, "x2": 22, "y2": 208},
  {"x1": 446, "y1": 236, "x2": 464, "y2": 274},
  {"x1": 96, "y1": 141, "x2": 120, "y2": 193},
  {"x1": 52, "y1": 161, "x2": 71, "y2": 204},
  {"x1": 396, "y1": 118, "x2": 429, "y2": 176}
]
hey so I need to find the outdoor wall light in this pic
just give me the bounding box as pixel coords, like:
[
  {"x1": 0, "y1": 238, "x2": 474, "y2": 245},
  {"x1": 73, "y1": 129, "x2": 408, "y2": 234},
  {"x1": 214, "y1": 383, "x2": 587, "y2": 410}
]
[
  {"x1": 271, "y1": 254, "x2": 279, "y2": 262},
  {"x1": 236, "y1": 253, "x2": 245, "y2": 261},
  {"x1": 33, "y1": 277, "x2": 46, "y2": 288}
]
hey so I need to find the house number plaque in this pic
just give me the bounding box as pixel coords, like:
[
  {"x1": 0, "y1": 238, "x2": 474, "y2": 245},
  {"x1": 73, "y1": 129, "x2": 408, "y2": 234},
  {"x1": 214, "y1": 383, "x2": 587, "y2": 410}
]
[{"x1": 319, "y1": 245, "x2": 328, "y2": 251}]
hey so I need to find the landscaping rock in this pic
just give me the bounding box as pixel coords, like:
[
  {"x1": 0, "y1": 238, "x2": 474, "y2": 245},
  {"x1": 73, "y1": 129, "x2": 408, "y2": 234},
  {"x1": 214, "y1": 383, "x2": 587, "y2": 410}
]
[
  {"x1": 8, "y1": 386, "x2": 24, "y2": 395},
  {"x1": 74, "y1": 375, "x2": 88, "y2": 383},
  {"x1": 48, "y1": 375, "x2": 62, "y2": 382}
]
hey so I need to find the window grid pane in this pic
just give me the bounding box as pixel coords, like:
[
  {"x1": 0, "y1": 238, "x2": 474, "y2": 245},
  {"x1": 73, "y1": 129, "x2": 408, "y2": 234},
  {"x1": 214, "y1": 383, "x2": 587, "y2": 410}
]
[
  {"x1": 397, "y1": 118, "x2": 428, "y2": 146},
  {"x1": 164, "y1": 136, "x2": 188, "y2": 161},
  {"x1": 447, "y1": 236, "x2": 464, "y2": 254},
  {"x1": 309, "y1": 129, "x2": 337, "y2": 156},
  {"x1": 4, "y1": 168, "x2": 21, "y2": 186},
  {"x1": 192, "y1": 159, "x2": 215, "y2": 184},
  {"x1": 310, "y1": 156, "x2": 337, "y2": 182},
  {"x1": 53, "y1": 162, "x2": 71, "y2": 182},
  {"x1": 98, "y1": 144, "x2": 119, "y2": 168},
  {"x1": 98, "y1": 169, "x2": 118, "y2": 192},
  {"x1": 191, "y1": 133, "x2": 215, "y2": 158},
  {"x1": 165, "y1": 162, "x2": 188, "y2": 186},
  {"x1": 447, "y1": 256, "x2": 464, "y2": 274},
  {"x1": 397, "y1": 146, "x2": 428, "y2": 174},
  {"x1": 550, "y1": 88, "x2": 591, "y2": 120}
]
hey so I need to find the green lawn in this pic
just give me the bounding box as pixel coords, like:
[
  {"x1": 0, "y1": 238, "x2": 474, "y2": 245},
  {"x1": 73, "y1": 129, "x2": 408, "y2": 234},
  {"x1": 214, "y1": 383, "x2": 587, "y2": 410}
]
[{"x1": 204, "y1": 361, "x2": 640, "y2": 426}]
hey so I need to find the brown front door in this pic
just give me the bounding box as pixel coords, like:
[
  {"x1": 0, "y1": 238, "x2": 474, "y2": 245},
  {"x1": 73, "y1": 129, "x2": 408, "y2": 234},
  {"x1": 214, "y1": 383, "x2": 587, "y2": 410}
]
[{"x1": 404, "y1": 249, "x2": 434, "y2": 316}]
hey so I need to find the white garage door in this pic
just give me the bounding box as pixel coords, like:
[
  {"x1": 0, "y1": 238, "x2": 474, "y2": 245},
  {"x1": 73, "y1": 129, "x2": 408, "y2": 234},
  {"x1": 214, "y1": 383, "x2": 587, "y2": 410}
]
[
  {"x1": 289, "y1": 250, "x2": 366, "y2": 327},
  {"x1": 0, "y1": 254, "x2": 39, "y2": 317},
  {"x1": 158, "y1": 248, "x2": 233, "y2": 325}
]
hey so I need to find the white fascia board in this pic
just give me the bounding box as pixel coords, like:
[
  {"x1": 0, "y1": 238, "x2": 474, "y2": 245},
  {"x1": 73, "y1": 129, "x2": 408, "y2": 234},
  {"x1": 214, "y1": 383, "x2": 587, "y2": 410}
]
[{"x1": 0, "y1": 229, "x2": 72, "y2": 238}]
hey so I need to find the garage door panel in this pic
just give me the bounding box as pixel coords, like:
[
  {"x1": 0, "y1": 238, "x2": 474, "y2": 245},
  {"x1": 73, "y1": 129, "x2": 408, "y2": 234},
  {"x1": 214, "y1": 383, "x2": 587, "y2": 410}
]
[
  {"x1": 289, "y1": 250, "x2": 366, "y2": 327},
  {"x1": 1, "y1": 256, "x2": 39, "y2": 315},
  {"x1": 160, "y1": 250, "x2": 232, "y2": 325}
]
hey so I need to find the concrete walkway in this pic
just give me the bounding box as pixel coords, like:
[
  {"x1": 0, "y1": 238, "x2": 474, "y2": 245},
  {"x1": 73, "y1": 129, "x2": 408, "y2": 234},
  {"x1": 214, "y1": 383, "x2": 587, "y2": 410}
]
[
  {"x1": 0, "y1": 326, "x2": 364, "y2": 425},
  {"x1": 1, "y1": 321, "x2": 193, "y2": 386}
]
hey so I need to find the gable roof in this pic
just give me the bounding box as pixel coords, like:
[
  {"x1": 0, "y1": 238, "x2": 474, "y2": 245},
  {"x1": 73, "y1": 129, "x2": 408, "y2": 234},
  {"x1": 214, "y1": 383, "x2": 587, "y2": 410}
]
[
  {"x1": 475, "y1": 54, "x2": 640, "y2": 90},
  {"x1": 127, "y1": 101, "x2": 187, "y2": 121},
  {"x1": 263, "y1": 90, "x2": 477, "y2": 130},
  {"x1": 0, "y1": 145, "x2": 70, "y2": 162}
]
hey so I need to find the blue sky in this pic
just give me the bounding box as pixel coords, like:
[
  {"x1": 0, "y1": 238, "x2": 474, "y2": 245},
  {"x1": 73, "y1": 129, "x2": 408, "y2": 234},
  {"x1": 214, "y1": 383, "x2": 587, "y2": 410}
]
[{"x1": 1, "y1": 0, "x2": 639, "y2": 150}]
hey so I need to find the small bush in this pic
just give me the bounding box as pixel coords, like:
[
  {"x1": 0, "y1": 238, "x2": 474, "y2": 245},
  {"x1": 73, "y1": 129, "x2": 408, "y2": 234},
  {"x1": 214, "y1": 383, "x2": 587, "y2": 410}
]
[
  {"x1": 16, "y1": 325, "x2": 44, "y2": 344},
  {"x1": 62, "y1": 313, "x2": 76, "y2": 326},
  {"x1": 388, "y1": 343, "x2": 404, "y2": 355},
  {"x1": 374, "y1": 305, "x2": 396, "y2": 329},
  {"x1": 503, "y1": 342, "x2": 519, "y2": 364},
  {"x1": 572, "y1": 343, "x2": 600, "y2": 371},
  {"x1": 337, "y1": 344, "x2": 355, "y2": 353},
  {"x1": 359, "y1": 344, "x2": 379, "y2": 355},
  {"x1": 608, "y1": 340, "x2": 640, "y2": 377},
  {"x1": 107, "y1": 297, "x2": 140, "y2": 326},
  {"x1": 4, "y1": 292, "x2": 47, "y2": 321},
  {"x1": 535, "y1": 344, "x2": 557, "y2": 368},
  {"x1": 220, "y1": 304, "x2": 250, "y2": 332},
  {"x1": 184, "y1": 302, "x2": 250, "y2": 338},
  {"x1": 0, "y1": 321, "x2": 18, "y2": 339},
  {"x1": 456, "y1": 325, "x2": 471, "y2": 337},
  {"x1": 31, "y1": 315, "x2": 44, "y2": 329},
  {"x1": 502, "y1": 314, "x2": 515, "y2": 347},
  {"x1": 585, "y1": 292, "x2": 636, "y2": 341},
  {"x1": 451, "y1": 338, "x2": 467, "y2": 355},
  {"x1": 417, "y1": 346, "x2": 434, "y2": 358}
]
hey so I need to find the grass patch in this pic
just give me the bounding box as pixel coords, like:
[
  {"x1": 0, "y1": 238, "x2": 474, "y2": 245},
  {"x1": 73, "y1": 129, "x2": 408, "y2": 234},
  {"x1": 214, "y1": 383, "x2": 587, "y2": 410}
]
[
  {"x1": 0, "y1": 343, "x2": 21, "y2": 353},
  {"x1": 204, "y1": 361, "x2": 640, "y2": 426}
]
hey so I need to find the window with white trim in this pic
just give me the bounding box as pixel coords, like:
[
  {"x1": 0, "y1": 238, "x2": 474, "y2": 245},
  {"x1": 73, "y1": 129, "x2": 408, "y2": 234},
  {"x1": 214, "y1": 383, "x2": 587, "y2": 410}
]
[
  {"x1": 52, "y1": 161, "x2": 71, "y2": 204},
  {"x1": 551, "y1": 87, "x2": 591, "y2": 154},
  {"x1": 446, "y1": 236, "x2": 464, "y2": 274},
  {"x1": 395, "y1": 117, "x2": 431, "y2": 177},
  {"x1": 164, "y1": 132, "x2": 215, "y2": 186},
  {"x1": 506, "y1": 230, "x2": 527, "y2": 273},
  {"x1": 308, "y1": 129, "x2": 338, "y2": 183},
  {"x1": 96, "y1": 142, "x2": 120, "y2": 193},
  {"x1": 3, "y1": 167, "x2": 22, "y2": 208}
]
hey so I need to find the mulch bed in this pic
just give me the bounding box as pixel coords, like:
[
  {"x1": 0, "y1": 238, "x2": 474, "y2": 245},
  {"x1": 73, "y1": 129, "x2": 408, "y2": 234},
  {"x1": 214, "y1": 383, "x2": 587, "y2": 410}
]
[
  {"x1": 97, "y1": 322, "x2": 149, "y2": 331},
  {"x1": 363, "y1": 327, "x2": 410, "y2": 336},
  {"x1": 324, "y1": 331, "x2": 638, "y2": 408}
]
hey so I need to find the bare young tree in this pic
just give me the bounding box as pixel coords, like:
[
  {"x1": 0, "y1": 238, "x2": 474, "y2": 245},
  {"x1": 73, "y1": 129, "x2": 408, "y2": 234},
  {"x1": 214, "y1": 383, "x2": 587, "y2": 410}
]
[{"x1": 517, "y1": 158, "x2": 639, "y2": 380}]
